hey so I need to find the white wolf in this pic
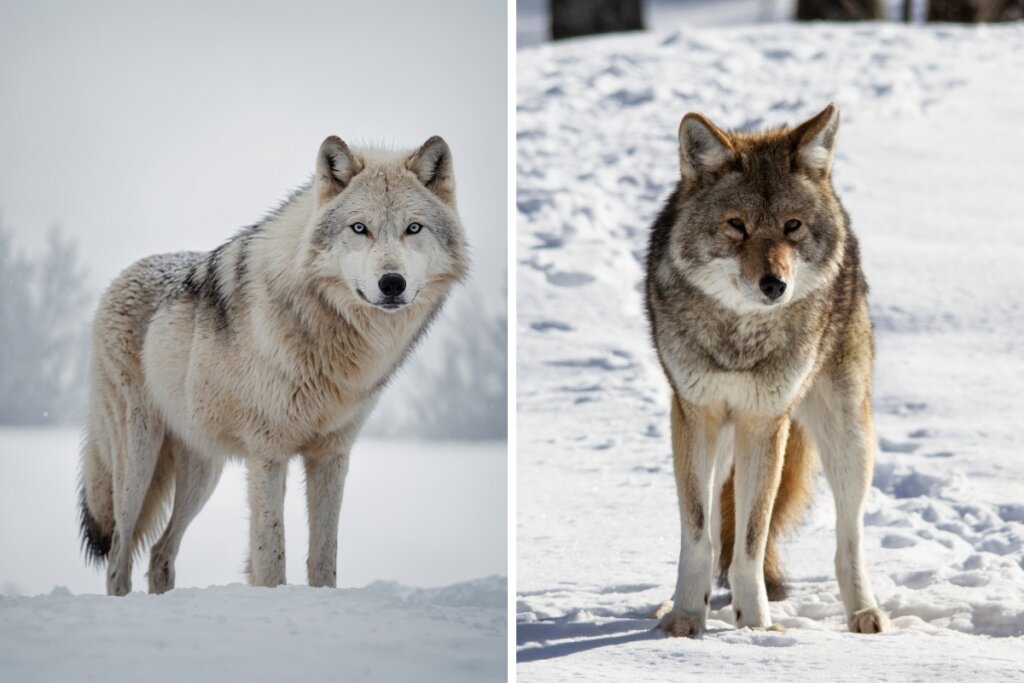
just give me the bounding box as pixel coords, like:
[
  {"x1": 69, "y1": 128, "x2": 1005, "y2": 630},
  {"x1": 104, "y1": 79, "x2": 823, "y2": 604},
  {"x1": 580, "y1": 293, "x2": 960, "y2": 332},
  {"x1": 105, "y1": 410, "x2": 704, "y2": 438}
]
[{"x1": 78, "y1": 135, "x2": 469, "y2": 595}]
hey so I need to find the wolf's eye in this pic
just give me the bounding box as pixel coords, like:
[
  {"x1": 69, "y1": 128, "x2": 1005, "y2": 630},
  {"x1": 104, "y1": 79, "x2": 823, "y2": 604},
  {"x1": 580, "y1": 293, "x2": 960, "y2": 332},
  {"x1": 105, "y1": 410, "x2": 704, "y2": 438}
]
[
  {"x1": 351, "y1": 223, "x2": 367, "y2": 235},
  {"x1": 727, "y1": 218, "x2": 747, "y2": 235},
  {"x1": 784, "y1": 219, "x2": 802, "y2": 234},
  {"x1": 406, "y1": 222, "x2": 423, "y2": 235}
]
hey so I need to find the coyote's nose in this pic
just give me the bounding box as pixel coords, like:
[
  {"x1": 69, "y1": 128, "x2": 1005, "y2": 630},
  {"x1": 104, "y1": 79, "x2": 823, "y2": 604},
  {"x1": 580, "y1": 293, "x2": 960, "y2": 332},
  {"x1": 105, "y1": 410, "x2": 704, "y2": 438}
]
[
  {"x1": 378, "y1": 273, "x2": 407, "y2": 298},
  {"x1": 759, "y1": 275, "x2": 787, "y2": 301}
]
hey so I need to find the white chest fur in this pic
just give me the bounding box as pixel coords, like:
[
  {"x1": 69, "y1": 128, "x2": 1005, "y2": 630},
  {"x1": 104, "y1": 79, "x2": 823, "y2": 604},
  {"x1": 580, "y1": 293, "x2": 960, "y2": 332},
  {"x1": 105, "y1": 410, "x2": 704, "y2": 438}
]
[{"x1": 668, "y1": 351, "x2": 815, "y2": 417}]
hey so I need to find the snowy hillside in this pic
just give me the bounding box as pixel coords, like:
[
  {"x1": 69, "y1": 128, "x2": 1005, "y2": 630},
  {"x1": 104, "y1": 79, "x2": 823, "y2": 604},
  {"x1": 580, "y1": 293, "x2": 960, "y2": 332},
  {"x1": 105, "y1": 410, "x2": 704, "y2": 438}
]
[{"x1": 516, "y1": 22, "x2": 1024, "y2": 680}]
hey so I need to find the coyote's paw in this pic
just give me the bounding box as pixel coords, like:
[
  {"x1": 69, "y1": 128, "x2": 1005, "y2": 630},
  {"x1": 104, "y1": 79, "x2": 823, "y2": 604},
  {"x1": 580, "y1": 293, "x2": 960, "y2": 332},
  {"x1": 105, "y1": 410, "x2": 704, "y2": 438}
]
[
  {"x1": 849, "y1": 607, "x2": 890, "y2": 634},
  {"x1": 659, "y1": 609, "x2": 704, "y2": 638},
  {"x1": 734, "y1": 608, "x2": 773, "y2": 630},
  {"x1": 649, "y1": 600, "x2": 674, "y2": 620}
]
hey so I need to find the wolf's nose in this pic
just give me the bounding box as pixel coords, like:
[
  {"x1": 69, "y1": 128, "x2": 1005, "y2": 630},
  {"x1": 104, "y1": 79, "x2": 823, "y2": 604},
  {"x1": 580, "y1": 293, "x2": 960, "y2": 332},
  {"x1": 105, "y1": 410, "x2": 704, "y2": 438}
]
[
  {"x1": 378, "y1": 273, "x2": 407, "y2": 297},
  {"x1": 759, "y1": 275, "x2": 787, "y2": 301}
]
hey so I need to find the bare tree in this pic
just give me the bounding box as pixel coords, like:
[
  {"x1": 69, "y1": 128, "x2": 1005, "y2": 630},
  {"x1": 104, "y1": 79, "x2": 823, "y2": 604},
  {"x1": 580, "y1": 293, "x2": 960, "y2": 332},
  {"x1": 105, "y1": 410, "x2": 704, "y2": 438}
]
[
  {"x1": 0, "y1": 223, "x2": 90, "y2": 425},
  {"x1": 796, "y1": 0, "x2": 887, "y2": 19},
  {"x1": 929, "y1": 0, "x2": 1023, "y2": 21},
  {"x1": 550, "y1": 0, "x2": 643, "y2": 41}
]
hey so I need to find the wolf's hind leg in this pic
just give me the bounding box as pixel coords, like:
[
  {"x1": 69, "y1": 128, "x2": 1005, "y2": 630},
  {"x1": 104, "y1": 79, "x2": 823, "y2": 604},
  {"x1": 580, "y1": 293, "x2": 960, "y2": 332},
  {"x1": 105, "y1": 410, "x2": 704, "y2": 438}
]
[
  {"x1": 727, "y1": 415, "x2": 788, "y2": 629},
  {"x1": 247, "y1": 457, "x2": 288, "y2": 587},
  {"x1": 659, "y1": 397, "x2": 725, "y2": 638},
  {"x1": 148, "y1": 442, "x2": 224, "y2": 594},
  {"x1": 107, "y1": 406, "x2": 164, "y2": 596}
]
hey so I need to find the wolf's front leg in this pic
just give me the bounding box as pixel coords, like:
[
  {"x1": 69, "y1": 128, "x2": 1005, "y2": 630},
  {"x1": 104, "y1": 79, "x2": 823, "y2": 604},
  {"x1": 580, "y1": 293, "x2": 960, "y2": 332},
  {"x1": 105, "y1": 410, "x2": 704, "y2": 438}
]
[
  {"x1": 728, "y1": 415, "x2": 788, "y2": 629},
  {"x1": 660, "y1": 397, "x2": 724, "y2": 638},
  {"x1": 303, "y1": 452, "x2": 350, "y2": 587},
  {"x1": 247, "y1": 457, "x2": 288, "y2": 587}
]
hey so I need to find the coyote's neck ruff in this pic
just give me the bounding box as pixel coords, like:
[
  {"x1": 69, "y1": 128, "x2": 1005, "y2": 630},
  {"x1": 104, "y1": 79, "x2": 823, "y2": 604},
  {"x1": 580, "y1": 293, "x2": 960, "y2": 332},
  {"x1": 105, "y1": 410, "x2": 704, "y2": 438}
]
[
  {"x1": 645, "y1": 104, "x2": 889, "y2": 636},
  {"x1": 80, "y1": 136, "x2": 468, "y2": 596}
]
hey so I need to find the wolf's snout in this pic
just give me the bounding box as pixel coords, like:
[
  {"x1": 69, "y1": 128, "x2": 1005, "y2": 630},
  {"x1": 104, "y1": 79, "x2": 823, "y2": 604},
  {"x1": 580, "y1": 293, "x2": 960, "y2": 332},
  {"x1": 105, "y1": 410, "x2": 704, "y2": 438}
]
[
  {"x1": 378, "y1": 273, "x2": 407, "y2": 297},
  {"x1": 759, "y1": 275, "x2": 787, "y2": 301}
]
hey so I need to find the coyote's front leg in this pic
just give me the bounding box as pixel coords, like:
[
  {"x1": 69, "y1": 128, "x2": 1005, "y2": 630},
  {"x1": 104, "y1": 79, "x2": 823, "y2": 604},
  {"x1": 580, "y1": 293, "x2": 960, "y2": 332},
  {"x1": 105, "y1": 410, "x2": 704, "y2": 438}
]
[
  {"x1": 660, "y1": 397, "x2": 726, "y2": 637},
  {"x1": 799, "y1": 380, "x2": 890, "y2": 634},
  {"x1": 728, "y1": 415, "x2": 788, "y2": 629}
]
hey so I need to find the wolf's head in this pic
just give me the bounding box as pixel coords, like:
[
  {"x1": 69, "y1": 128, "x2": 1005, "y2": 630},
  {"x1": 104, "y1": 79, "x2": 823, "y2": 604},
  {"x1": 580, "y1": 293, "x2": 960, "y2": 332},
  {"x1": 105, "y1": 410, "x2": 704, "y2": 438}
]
[
  {"x1": 305, "y1": 136, "x2": 469, "y2": 313},
  {"x1": 661, "y1": 104, "x2": 846, "y2": 312}
]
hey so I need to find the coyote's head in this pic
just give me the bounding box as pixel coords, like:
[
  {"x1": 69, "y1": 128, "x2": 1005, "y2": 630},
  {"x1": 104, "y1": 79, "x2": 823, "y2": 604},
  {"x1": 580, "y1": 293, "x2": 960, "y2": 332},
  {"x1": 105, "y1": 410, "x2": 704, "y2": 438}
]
[
  {"x1": 663, "y1": 104, "x2": 847, "y2": 312},
  {"x1": 305, "y1": 136, "x2": 469, "y2": 313}
]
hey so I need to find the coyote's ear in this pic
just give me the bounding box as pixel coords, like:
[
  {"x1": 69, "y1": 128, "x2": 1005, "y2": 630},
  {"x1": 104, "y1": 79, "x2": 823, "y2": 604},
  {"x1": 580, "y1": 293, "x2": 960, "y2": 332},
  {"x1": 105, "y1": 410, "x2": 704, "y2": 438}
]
[
  {"x1": 316, "y1": 136, "x2": 363, "y2": 206},
  {"x1": 790, "y1": 104, "x2": 840, "y2": 180},
  {"x1": 679, "y1": 113, "x2": 735, "y2": 184},
  {"x1": 407, "y1": 136, "x2": 455, "y2": 206}
]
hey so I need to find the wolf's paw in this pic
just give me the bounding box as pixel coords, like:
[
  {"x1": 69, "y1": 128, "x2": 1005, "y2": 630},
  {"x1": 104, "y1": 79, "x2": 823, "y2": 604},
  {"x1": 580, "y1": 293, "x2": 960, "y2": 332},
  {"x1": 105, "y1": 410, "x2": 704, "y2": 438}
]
[
  {"x1": 659, "y1": 609, "x2": 705, "y2": 638},
  {"x1": 147, "y1": 555, "x2": 174, "y2": 595},
  {"x1": 849, "y1": 607, "x2": 890, "y2": 634}
]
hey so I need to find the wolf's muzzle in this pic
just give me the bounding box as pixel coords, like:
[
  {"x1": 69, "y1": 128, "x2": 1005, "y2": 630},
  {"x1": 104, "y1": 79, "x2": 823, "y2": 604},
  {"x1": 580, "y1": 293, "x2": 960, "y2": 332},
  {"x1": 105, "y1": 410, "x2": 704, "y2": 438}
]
[{"x1": 378, "y1": 273, "x2": 407, "y2": 297}]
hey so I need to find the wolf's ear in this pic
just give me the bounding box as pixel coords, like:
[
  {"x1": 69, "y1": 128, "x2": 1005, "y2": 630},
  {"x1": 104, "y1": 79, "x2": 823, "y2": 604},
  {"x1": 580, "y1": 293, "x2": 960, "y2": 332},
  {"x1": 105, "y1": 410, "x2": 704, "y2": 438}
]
[
  {"x1": 316, "y1": 136, "x2": 363, "y2": 206},
  {"x1": 790, "y1": 104, "x2": 840, "y2": 180},
  {"x1": 679, "y1": 113, "x2": 735, "y2": 184},
  {"x1": 407, "y1": 136, "x2": 455, "y2": 205}
]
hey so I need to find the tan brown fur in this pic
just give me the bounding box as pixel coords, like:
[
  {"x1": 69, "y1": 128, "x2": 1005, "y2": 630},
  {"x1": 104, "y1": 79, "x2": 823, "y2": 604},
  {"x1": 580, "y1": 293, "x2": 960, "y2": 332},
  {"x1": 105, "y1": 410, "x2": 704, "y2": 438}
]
[
  {"x1": 718, "y1": 420, "x2": 816, "y2": 600},
  {"x1": 671, "y1": 397, "x2": 729, "y2": 540}
]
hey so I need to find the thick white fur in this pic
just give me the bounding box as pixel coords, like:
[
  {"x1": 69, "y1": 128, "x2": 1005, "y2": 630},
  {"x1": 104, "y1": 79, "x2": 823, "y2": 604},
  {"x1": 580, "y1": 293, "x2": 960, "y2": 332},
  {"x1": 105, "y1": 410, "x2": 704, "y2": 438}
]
[{"x1": 80, "y1": 136, "x2": 467, "y2": 595}]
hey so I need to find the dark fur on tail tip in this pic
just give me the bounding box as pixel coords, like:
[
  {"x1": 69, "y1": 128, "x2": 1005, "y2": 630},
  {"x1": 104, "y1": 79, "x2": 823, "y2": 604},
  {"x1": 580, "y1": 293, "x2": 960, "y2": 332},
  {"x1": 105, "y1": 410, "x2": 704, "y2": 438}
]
[{"x1": 79, "y1": 495, "x2": 111, "y2": 565}]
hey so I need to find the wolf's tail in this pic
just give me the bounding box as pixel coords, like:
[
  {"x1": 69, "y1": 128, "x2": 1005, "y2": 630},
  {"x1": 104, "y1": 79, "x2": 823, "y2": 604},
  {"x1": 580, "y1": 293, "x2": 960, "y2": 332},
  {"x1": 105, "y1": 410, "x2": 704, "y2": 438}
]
[
  {"x1": 717, "y1": 421, "x2": 816, "y2": 601},
  {"x1": 78, "y1": 430, "x2": 175, "y2": 566},
  {"x1": 78, "y1": 435, "x2": 114, "y2": 564}
]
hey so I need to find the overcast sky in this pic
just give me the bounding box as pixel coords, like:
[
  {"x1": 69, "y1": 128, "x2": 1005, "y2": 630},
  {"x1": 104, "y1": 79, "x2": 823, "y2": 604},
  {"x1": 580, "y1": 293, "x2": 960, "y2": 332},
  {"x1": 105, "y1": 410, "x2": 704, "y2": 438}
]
[{"x1": 0, "y1": 0, "x2": 507, "y2": 308}]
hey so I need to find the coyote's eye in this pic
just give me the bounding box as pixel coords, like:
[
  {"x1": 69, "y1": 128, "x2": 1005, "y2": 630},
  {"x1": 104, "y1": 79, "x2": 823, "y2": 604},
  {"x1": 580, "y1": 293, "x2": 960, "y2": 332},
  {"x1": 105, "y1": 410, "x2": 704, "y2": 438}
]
[
  {"x1": 351, "y1": 223, "x2": 367, "y2": 235},
  {"x1": 406, "y1": 222, "x2": 423, "y2": 235},
  {"x1": 727, "y1": 218, "x2": 747, "y2": 235},
  {"x1": 784, "y1": 219, "x2": 802, "y2": 234}
]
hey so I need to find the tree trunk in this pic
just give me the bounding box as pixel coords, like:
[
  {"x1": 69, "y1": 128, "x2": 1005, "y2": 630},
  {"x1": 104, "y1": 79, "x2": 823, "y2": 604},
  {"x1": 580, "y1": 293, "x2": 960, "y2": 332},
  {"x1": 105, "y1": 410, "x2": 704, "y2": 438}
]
[
  {"x1": 927, "y1": 0, "x2": 974, "y2": 20},
  {"x1": 550, "y1": 0, "x2": 644, "y2": 41},
  {"x1": 795, "y1": 0, "x2": 886, "y2": 20}
]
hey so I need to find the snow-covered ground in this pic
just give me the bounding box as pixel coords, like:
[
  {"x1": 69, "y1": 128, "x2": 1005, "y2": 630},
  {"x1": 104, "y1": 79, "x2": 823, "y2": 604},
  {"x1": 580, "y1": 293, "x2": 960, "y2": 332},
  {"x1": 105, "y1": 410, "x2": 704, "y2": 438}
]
[
  {"x1": 0, "y1": 429, "x2": 506, "y2": 680},
  {"x1": 0, "y1": 578, "x2": 505, "y2": 682},
  {"x1": 516, "y1": 22, "x2": 1024, "y2": 680}
]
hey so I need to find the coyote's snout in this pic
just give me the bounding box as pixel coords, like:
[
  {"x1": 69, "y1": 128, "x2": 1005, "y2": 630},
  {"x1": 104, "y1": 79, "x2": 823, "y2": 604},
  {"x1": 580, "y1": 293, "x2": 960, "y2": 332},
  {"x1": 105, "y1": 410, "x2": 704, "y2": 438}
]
[{"x1": 645, "y1": 103, "x2": 890, "y2": 636}]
